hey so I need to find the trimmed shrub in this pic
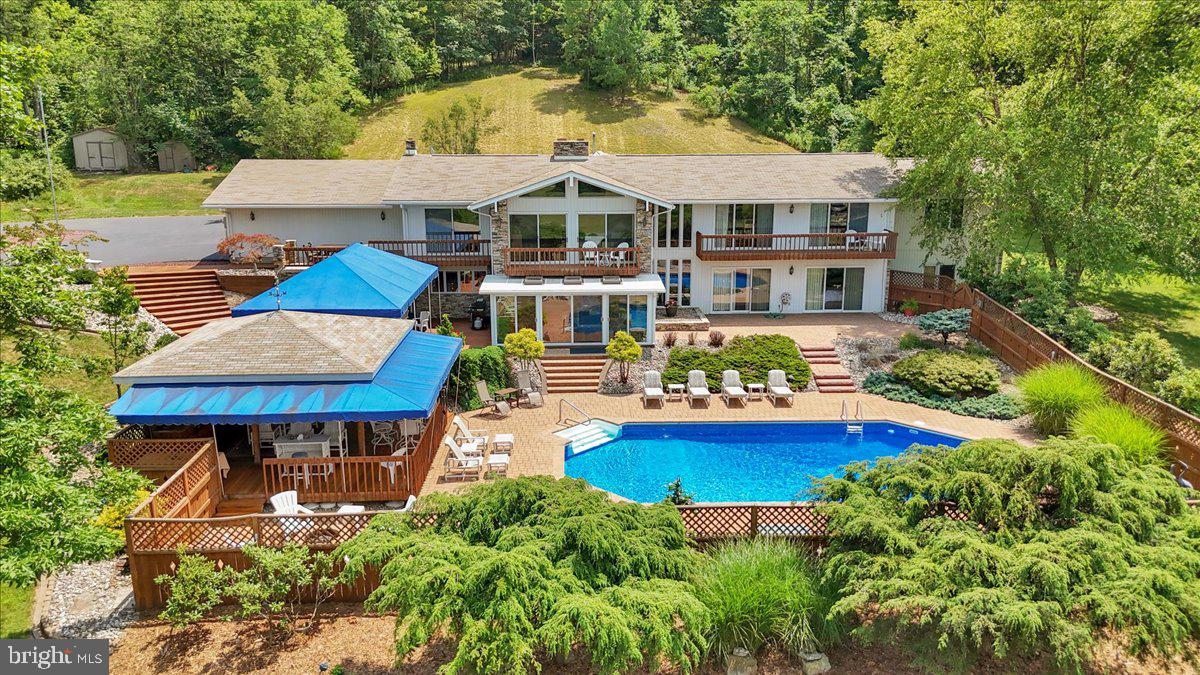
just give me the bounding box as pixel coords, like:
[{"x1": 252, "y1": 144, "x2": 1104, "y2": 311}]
[
  {"x1": 891, "y1": 350, "x2": 999, "y2": 398},
  {"x1": 1159, "y1": 368, "x2": 1200, "y2": 415},
  {"x1": 863, "y1": 372, "x2": 1022, "y2": 420},
  {"x1": 1105, "y1": 331, "x2": 1184, "y2": 390},
  {"x1": 695, "y1": 539, "x2": 844, "y2": 658},
  {"x1": 662, "y1": 334, "x2": 811, "y2": 391},
  {"x1": 917, "y1": 308, "x2": 972, "y2": 346},
  {"x1": 1057, "y1": 307, "x2": 1110, "y2": 352},
  {"x1": 450, "y1": 345, "x2": 509, "y2": 410},
  {"x1": 1071, "y1": 402, "x2": 1167, "y2": 464},
  {"x1": 606, "y1": 330, "x2": 642, "y2": 383},
  {"x1": 0, "y1": 147, "x2": 72, "y2": 200},
  {"x1": 1017, "y1": 362, "x2": 1108, "y2": 435}
]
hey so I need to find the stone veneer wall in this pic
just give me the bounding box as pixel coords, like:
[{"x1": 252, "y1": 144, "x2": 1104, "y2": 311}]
[
  {"x1": 489, "y1": 200, "x2": 509, "y2": 275},
  {"x1": 435, "y1": 292, "x2": 477, "y2": 319},
  {"x1": 634, "y1": 200, "x2": 654, "y2": 274}
]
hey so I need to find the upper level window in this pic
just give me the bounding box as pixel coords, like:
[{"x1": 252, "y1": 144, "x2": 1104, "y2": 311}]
[
  {"x1": 510, "y1": 213, "x2": 566, "y2": 248},
  {"x1": 656, "y1": 205, "x2": 693, "y2": 248},
  {"x1": 579, "y1": 213, "x2": 634, "y2": 248},
  {"x1": 578, "y1": 181, "x2": 620, "y2": 197},
  {"x1": 524, "y1": 180, "x2": 566, "y2": 198},
  {"x1": 716, "y1": 203, "x2": 773, "y2": 236},
  {"x1": 425, "y1": 208, "x2": 480, "y2": 239},
  {"x1": 810, "y1": 203, "x2": 869, "y2": 234}
]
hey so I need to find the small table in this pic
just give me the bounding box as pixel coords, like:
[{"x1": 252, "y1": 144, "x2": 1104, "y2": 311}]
[
  {"x1": 746, "y1": 383, "x2": 765, "y2": 400},
  {"x1": 667, "y1": 384, "x2": 686, "y2": 401},
  {"x1": 495, "y1": 387, "x2": 521, "y2": 402},
  {"x1": 493, "y1": 433, "x2": 515, "y2": 453}
]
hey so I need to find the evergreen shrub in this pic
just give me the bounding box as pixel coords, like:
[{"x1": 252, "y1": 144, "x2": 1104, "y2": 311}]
[
  {"x1": 662, "y1": 334, "x2": 811, "y2": 391},
  {"x1": 450, "y1": 346, "x2": 509, "y2": 410},
  {"x1": 891, "y1": 350, "x2": 1000, "y2": 398},
  {"x1": 863, "y1": 372, "x2": 1021, "y2": 420}
]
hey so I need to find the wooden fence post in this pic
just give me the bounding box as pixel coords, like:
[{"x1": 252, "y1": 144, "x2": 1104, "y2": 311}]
[{"x1": 748, "y1": 505, "x2": 759, "y2": 538}]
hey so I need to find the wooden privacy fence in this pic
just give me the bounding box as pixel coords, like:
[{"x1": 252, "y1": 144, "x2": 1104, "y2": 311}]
[
  {"x1": 887, "y1": 272, "x2": 1200, "y2": 484},
  {"x1": 107, "y1": 426, "x2": 213, "y2": 474},
  {"x1": 126, "y1": 440, "x2": 222, "y2": 523}
]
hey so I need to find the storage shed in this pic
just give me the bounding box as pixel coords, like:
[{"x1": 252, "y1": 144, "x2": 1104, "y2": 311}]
[
  {"x1": 157, "y1": 140, "x2": 196, "y2": 172},
  {"x1": 71, "y1": 128, "x2": 130, "y2": 171}
]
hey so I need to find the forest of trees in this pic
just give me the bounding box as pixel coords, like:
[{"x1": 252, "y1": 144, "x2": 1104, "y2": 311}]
[{"x1": 3, "y1": 0, "x2": 1198, "y2": 284}]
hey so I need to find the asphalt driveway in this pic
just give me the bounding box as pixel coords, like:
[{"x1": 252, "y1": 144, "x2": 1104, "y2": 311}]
[{"x1": 54, "y1": 215, "x2": 226, "y2": 266}]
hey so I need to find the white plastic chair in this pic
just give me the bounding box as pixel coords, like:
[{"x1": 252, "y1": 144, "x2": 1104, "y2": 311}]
[
  {"x1": 452, "y1": 415, "x2": 489, "y2": 448},
  {"x1": 269, "y1": 490, "x2": 313, "y2": 515},
  {"x1": 722, "y1": 370, "x2": 749, "y2": 406},
  {"x1": 767, "y1": 369, "x2": 794, "y2": 406},
  {"x1": 687, "y1": 370, "x2": 711, "y2": 406},
  {"x1": 416, "y1": 310, "x2": 431, "y2": 331},
  {"x1": 642, "y1": 370, "x2": 666, "y2": 407},
  {"x1": 581, "y1": 240, "x2": 600, "y2": 265}
]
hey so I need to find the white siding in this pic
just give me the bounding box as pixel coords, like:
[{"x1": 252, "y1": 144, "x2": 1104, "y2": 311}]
[
  {"x1": 688, "y1": 259, "x2": 888, "y2": 314},
  {"x1": 225, "y1": 207, "x2": 403, "y2": 244},
  {"x1": 889, "y1": 205, "x2": 966, "y2": 274}
]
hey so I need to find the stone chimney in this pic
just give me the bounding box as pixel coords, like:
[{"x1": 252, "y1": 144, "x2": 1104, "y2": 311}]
[
  {"x1": 404, "y1": 139, "x2": 417, "y2": 156},
  {"x1": 551, "y1": 138, "x2": 588, "y2": 160}
]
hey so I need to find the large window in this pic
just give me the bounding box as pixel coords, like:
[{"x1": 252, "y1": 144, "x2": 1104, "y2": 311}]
[
  {"x1": 578, "y1": 213, "x2": 635, "y2": 247},
  {"x1": 425, "y1": 208, "x2": 480, "y2": 239},
  {"x1": 607, "y1": 295, "x2": 649, "y2": 342},
  {"x1": 573, "y1": 295, "x2": 603, "y2": 342},
  {"x1": 541, "y1": 296, "x2": 572, "y2": 343},
  {"x1": 711, "y1": 268, "x2": 771, "y2": 312},
  {"x1": 509, "y1": 213, "x2": 566, "y2": 248},
  {"x1": 578, "y1": 181, "x2": 620, "y2": 197},
  {"x1": 804, "y1": 267, "x2": 865, "y2": 311},
  {"x1": 495, "y1": 295, "x2": 539, "y2": 343},
  {"x1": 525, "y1": 180, "x2": 566, "y2": 197},
  {"x1": 656, "y1": 204, "x2": 693, "y2": 248},
  {"x1": 716, "y1": 204, "x2": 773, "y2": 237},
  {"x1": 656, "y1": 259, "x2": 692, "y2": 306},
  {"x1": 809, "y1": 203, "x2": 869, "y2": 234}
]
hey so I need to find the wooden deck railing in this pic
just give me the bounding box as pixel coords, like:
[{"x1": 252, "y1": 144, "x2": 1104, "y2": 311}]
[
  {"x1": 107, "y1": 428, "x2": 214, "y2": 474},
  {"x1": 887, "y1": 271, "x2": 1200, "y2": 485},
  {"x1": 126, "y1": 440, "x2": 221, "y2": 523},
  {"x1": 369, "y1": 239, "x2": 490, "y2": 267},
  {"x1": 695, "y1": 231, "x2": 897, "y2": 262},
  {"x1": 505, "y1": 247, "x2": 640, "y2": 277},
  {"x1": 282, "y1": 244, "x2": 347, "y2": 267}
]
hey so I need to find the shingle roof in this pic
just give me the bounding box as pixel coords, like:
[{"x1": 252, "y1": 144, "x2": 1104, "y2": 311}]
[
  {"x1": 203, "y1": 159, "x2": 400, "y2": 207},
  {"x1": 206, "y1": 153, "x2": 913, "y2": 208},
  {"x1": 466, "y1": 162, "x2": 674, "y2": 209},
  {"x1": 112, "y1": 311, "x2": 411, "y2": 384}
]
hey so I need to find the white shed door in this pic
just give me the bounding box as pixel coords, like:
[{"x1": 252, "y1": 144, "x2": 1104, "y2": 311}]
[{"x1": 86, "y1": 141, "x2": 116, "y2": 170}]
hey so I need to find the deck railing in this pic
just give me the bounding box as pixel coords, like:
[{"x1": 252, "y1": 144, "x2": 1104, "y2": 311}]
[
  {"x1": 368, "y1": 239, "x2": 491, "y2": 267},
  {"x1": 695, "y1": 231, "x2": 897, "y2": 261},
  {"x1": 505, "y1": 246, "x2": 640, "y2": 277},
  {"x1": 107, "y1": 428, "x2": 214, "y2": 473},
  {"x1": 125, "y1": 440, "x2": 221, "y2": 523},
  {"x1": 282, "y1": 244, "x2": 346, "y2": 267}
]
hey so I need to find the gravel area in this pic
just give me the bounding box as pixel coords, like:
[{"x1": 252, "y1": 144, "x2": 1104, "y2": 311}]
[
  {"x1": 44, "y1": 559, "x2": 136, "y2": 640},
  {"x1": 66, "y1": 282, "x2": 177, "y2": 349},
  {"x1": 835, "y1": 333, "x2": 1021, "y2": 391},
  {"x1": 877, "y1": 311, "x2": 920, "y2": 326}
]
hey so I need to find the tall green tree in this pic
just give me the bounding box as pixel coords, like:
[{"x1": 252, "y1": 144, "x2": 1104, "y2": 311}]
[
  {"x1": 420, "y1": 95, "x2": 497, "y2": 153},
  {"x1": 0, "y1": 41, "x2": 48, "y2": 145},
  {"x1": 332, "y1": 0, "x2": 441, "y2": 94},
  {"x1": 867, "y1": 0, "x2": 1200, "y2": 291}
]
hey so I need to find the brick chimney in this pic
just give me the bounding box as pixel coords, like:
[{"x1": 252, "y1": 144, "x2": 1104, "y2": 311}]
[
  {"x1": 404, "y1": 139, "x2": 417, "y2": 156},
  {"x1": 551, "y1": 138, "x2": 588, "y2": 160}
]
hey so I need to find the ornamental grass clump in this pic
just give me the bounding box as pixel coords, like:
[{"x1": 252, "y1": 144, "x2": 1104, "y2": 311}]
[
  {"x1": 336, "y1": 477, "x2": 708, "y2": 674},
  {"x1": 1071, "y1": 402, "x2": 1166, "y2": 465},
  {"x1": 694, "y1": 538, "x2": 843, "y2": 659},
  {"x1": 815, "y1": 436, "x2": 1200, "y2": 671},
  {"x1": 1017, "y1": 362, "x2": 1108, "y2": 434}
]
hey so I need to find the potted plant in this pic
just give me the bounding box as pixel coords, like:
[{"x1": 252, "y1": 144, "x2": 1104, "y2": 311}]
[
  {"x1": 899, "y1": 299, "x2": 920, "y2": 317},
  {"x1": 665, "y1": 298, "x2": 679, "y2": 318}
]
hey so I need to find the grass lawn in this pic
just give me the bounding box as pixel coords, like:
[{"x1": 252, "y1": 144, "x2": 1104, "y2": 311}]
[
  {"x1": 0, "y1": 584, "x2": 35, "y2": 639},
  {"x1": 2, "y1": 171, "x2": 226, "y2": 222},
  {"x1": 2, "y1": 331, "x2": 121, "y2": 405},
  {"x1": 345, "y1": 66, "x2": 792, "y2": 157},
  {"x1": 1082, "y1": 271, "x2": 1200, "y2": 369}
]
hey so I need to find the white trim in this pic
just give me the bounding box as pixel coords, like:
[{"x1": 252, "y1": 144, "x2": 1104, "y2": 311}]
[
  {"x1": 203, "y1": 203, "x2": 390, "y2": 209},
  {"x1": 467, "y1": 170, "x2": 675, "y2": 211},
  {"x1": 679, "y1": 198, "x2": 900, "y2": 205}
]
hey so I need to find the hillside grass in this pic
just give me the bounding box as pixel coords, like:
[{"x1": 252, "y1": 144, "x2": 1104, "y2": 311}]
[
  {"x1": 1081, "y1": 271, "x2": 1200, "y2": 368},
  {"x1": 2, "y1": 331, "x2": 120, "y2": 404},
  {"x1": 0, "y1": 584, "x2": 34, "y2": 639},
  {"x1": 1, "y1": 171, "x2": 226, "y2": 222},
  {"x1": 345, "y1": 66, "x2": 792, "y2": 157}
]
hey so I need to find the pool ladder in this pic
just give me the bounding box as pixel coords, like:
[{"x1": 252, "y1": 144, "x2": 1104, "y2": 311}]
[{"x1": 841, "y1": 400, "x2": 865, "y2": 434}]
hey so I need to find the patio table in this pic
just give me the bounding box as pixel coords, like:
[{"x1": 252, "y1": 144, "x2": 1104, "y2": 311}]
[
  {"x1": 667, "y1": 384, "x2": 686, "y2": 401},
  {"x1": 746, "y1": 383, "x2": 765, "y2": 400}
]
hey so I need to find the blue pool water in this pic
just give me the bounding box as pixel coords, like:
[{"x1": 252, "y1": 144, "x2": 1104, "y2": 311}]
[{"x1": 564, "y1": 421, "x2": 965, "y2": 503}]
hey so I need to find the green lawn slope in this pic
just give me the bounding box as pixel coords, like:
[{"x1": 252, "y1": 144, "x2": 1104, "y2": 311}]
[{"x1": 345, "y1": 67, "x2": 792, "y2": 157}]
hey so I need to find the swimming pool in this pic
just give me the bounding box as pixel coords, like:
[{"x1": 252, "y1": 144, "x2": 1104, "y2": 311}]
[{"x1": 563, "y1": 421, "x2": 965, "y2": 503}]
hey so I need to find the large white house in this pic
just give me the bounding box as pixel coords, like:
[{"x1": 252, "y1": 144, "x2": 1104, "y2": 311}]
[{"x1": 204, "y1": 140, "x2": 962, "y2": 347}]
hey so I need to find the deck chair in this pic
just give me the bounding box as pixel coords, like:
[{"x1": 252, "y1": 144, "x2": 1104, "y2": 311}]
[
  {"x1": 370, "y1": 421, "x2": 397, "y2": 452},
  {"x1": 767, "y1": 369, "x2": 794, "y2": 406},
  {"x1": 452, "y1": 414, "x2": 489, "y2": 448},
  {"x1": 687, "y1": 370, "x2": 711, "y2": 406},
  {"x1": 476, "y1": 380, "x2": 512, "y2": 417},
  {"x1": 642, "y1": 370, "x2": 666, "y2": 407},
  {"x1": 722, "y1": 370, "x2": 749, "y2": 406},
  {"x1": 416, "y1": 310, "x2": 431, "y2": 331},
  {"x1": 393, "y1": 495, "x2": 417, "y2": 513},
  {"x1": 581, "y1": 240, "x2": 600, "y2": 265},
  {"x1": 268, "y1": 490, "x2": 313, "y2": 515},
  {"x1": 516, "y1": 370, "x2": 544, "y2": 407},
  {"x1": 444, "y1": 434, "x2": 483, "y2": 481},
  {"x1": 609, "y1": 241, "x2": 630, "y2": 265},
  {"x1": 444, "y1": 433, "x2": 482, "y2": 459}
]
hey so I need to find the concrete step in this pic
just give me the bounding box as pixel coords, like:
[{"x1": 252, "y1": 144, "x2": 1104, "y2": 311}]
[
  {"x1": 548, "y1": 386, "x2": 600, "y2": 393},
  {"x1": 817, "y1": 386, "x2": 857, "y2": 393}
]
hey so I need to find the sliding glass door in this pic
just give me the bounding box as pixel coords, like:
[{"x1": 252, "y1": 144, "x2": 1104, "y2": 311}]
[
  {"x1": 711, "y1": 268, "x2": 771, "y2": 312},
  {"x1": 804, "y1": 267, "x2": 865, "y2": 311}
]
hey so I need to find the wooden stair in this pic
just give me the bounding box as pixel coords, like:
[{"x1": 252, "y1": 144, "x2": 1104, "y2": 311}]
[
  {"x1": 542, "y1": 354, "x2": 607, "y2": 393},
  {"x1": 214, "y1": 497, "x2": 265, "y2": 517},
  {"x1": 801, "y1": 345, "x2": 858, "y2": 393},
  {"x1": 127, "y1": 270, "x2": 232, "y2": 336}
]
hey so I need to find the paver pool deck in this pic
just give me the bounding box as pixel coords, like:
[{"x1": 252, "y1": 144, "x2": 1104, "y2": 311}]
[{"x1": 421, "y1": 390, "x2": 1039, "y2": 494}]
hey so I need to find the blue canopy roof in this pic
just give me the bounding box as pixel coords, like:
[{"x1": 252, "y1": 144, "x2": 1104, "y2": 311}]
[
  {"x1": 109, "y1": 331, "x2": 461, "y2": 424},
  {"x1": 233, "y1": 243, "x2": 436, "y2": 318}
]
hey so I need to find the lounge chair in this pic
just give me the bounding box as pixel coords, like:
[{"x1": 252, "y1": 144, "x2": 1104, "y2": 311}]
[
  {"x1": 269, "y1": 490, "x2": 313, "y2": 515},
  {"x1": 516, "y1": 370, "x2": 540, "y2": 407},
  {"x1": 452, "y1": 414, "x2": 489, "y2": 448},
  {"x1": 444, "y1": 435, "x2": 483, "y2": 481},
  {"x1": 642, "y1": 370, "x2": 666, "y2": 407},
  {"x1": 722, "y1": 370, "x2": 749, "y2": 406},
  {"x1": 443, "y1": 433, "x2": 482, "y2": 459},
  {"x1": 767, "y1": 369, "x2": 794, "y2": 406},
  {"x1": 476, "y1": 380, "x2": 512, "y2": 417},
  {"x1": 687, "y1": 370, "x2": 711, "y2": 406}
]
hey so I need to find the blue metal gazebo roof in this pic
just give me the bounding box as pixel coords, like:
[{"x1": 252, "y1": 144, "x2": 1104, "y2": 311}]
[
  {"x1": 233, "y1": 243, "x2": 436, "y2": 318},
  {"x1": 108, "y1": 331, "x2": 461, "y2": 424}
]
